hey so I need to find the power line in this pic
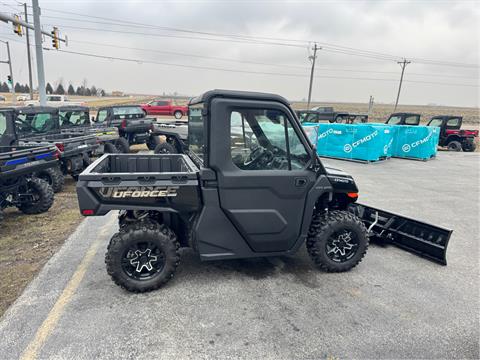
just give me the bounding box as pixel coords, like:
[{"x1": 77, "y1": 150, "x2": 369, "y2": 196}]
[{"x1": 44, "y1": 48, "x2": 478, "y2": 87}]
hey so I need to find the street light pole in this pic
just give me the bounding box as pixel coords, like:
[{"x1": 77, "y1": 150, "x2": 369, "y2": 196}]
[
  {"x1": 24, "y1": 2, "x2": 34, "y2": 100},
  {"x1": 6, "y1": 41, "x2": 15, "y2": 104}
]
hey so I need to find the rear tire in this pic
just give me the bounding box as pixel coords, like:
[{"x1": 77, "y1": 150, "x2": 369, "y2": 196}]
[
  {"x1": 147, "y1": 135, "x2": 161, "y2": 150},
  {"x1": 306, "y1": 210, "x2": 368, "y2": 272},
  {"x1": 154, "y1": 142, "x2": 177, "y2": 154},
  {"x1": 174, "y1": 111, "x2": 183, "y2": 119},
  {"x1": 104, "y1": 142, "x2": 118, "y2": 154},
  {"x1": 115, "y1": 137, "x2": 130, "y2": 153},
  {"x1": 105, "y1": 222, "x2": 180, "y2": 293},
  {"x1": 18, "y1": 178, "x2": 54, "y2": 215},
  {"x1": 462, "y1": 141, "x2": 476, "y2": 152},
  {"x1": 447, "y1": 141, "x2": 462, "y2": 152},
  {"x1": 36, "y1": 166, "x2": 64, "y2": 193}
]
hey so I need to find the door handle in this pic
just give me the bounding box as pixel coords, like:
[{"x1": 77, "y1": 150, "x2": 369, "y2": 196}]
[{"x1": 295, "y1": 177, "x2": 307, "y2": 187}]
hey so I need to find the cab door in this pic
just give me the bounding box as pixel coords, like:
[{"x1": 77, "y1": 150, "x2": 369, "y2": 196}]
[{"x1": 210, "y1": 99, "x2": 316, "y2": 253}]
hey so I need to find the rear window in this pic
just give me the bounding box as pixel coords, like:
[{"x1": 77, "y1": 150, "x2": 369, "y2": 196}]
[
  {"x1": 16, "y1": 112, "x2": 56, "y2": 135},
  {"x1": 386, "y1": 116, "x2": 401, "y2": 125},
  {"x1": 429, "y1": 119, "x2": 443, "y2": 127},
  {"x1": 0, "y1": 113, "x2": 6, "y2": 136},
  {"x1": 188, "y1": 105, "x2": 204, "y2": 161},
  {"x1": 112, "y1": 107, "x2": 144, "y2": 119},
  {"x1": 405, "y1": 116, "x2": 419, "y2": 125},
  {"x1": 59, "y1": 110, "x2": 89, "y2": 127}
]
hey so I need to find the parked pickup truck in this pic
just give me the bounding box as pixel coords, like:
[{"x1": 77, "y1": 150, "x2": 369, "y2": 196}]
[
  {"x1": 0, "y1": 106, "x2": 98, "y2": 187},
  {"x1": 94, "y1": 105, "x2": 159, "y2": 150},
  {"x1": 0, "y1": 144, "x2": 57, "y2": 220},
  {"x1": 24, "y1": 95, "x2": 85, "y2": 107},
  {"x1": 427, "y1": 115, "x2": 478, "y2": 152},
  {"x1": 77, "y1": 89, "x2": 451, "y2": 293},
  {"x1": 58, "y1": 106, "x2": 125, "y2": 154},
  {"x1": 141, "y1": 100, "x2": 188, "y2": 119}
]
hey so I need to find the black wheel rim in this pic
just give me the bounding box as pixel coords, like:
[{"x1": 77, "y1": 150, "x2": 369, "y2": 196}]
[
  {"x1": 325, "y1": 230, "x2": 359, "y2": 262},
  {"x1": 121, "y1": 241, "x2": 165, "y2": 280}
]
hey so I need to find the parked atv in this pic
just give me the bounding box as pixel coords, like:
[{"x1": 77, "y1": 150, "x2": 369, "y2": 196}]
[
  {"x1": 151, "y1": 121, "x2": 188, "y2": 154},
  {"x1": 427, "y1": 115, "x2": 478, "y2": 152},
  {"x1": 0, "y1": 107, "x2": 98, "y2": 187},
  {"x1": 77, "y1": 90, "x2": 452, "y2": 293},
  {"x1": 93, "y1": 105, "x2": 159, "y2": 151},
  {"x1": 0, "y1": 144, "x2": 57, "y2": 220},
  {"x1": 58, "y1": 106, "x2": 125, "y2": 154}
]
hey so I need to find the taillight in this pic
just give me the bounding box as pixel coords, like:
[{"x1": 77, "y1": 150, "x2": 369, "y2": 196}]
[
  {"x1": 55, "y1": 142, "x2": 65, "y2": 152},
  {"x1": 82, "y1": 209, "x2": 95, "y2": 216},
  {"x1": 121, "y1": 119, "x2": 127, "y2": 129},
  {"x1": 347, "y1": 192, "x2": 358, "y2": 199}
]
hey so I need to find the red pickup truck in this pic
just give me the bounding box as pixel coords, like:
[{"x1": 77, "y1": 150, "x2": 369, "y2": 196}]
[{"x1": 141, "y1": 100, "x2": 188, "y2": 119}]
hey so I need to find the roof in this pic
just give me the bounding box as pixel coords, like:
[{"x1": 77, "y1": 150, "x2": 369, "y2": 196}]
[
  {"x1": 430, "y1": 115, "x2": 463, "y2": 120},
  {"x1": 14, "y1": 106, "x2": 58, "y2": 114},
  {"x1": 98, "y1": 104, "x2": 142, "y2": 110},
  {"x1": 58, "y1": 105, "x2": 89, "y2": 112},
  {"x1": 389, "y1": 112, "x2": 421, "y2": 117},
  {"x1": 189, "y1": 89, "x2": 290, "y2": 107}
]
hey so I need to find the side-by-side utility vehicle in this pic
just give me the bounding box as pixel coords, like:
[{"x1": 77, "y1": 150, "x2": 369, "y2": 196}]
[
  {"x1": 0, "y1": 107, "x2": 98, "y2": 188},
  {"x1": 427, "y1": 115, "x2": 477, "y2": 152},
  {"x1": 94, "y1": 105, "x2": 160, "y2": 151},
  {"x1": 77, "y1": 90, "x2": 452, "y2": 293}
]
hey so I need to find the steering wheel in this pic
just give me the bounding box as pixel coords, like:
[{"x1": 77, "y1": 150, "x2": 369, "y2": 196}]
[{"x1": 243, "y1": 146, "x2": 273, "y2": 169}]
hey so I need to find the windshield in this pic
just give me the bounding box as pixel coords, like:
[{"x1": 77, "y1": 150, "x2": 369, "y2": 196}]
[
  {"x1": 112, "y1": 107, "x2": 144, "y2": 119},
  {"x1": 15, "y1": 112, "x2": 57, "y2": 136},
  {"x1": 59, "y1": 110, "x2": 89, "y2": 127}
]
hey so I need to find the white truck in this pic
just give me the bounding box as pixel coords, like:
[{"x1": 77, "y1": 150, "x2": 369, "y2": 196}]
[{"x1": 24, "y1": 95, "x2": 85, "y2": 107}]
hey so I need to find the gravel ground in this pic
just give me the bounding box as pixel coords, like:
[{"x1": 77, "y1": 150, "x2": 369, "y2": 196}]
[{"x1": 0, "y1": 152, "x2": 478, "y2": 359}]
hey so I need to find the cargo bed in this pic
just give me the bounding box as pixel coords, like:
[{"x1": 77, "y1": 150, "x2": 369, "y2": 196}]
[
  {"x1": 77, "y1": 154, "x2": 200, "y2": 216},
  {"x1": 0, "y1": 145, "x2": 58, "y2": 180}
]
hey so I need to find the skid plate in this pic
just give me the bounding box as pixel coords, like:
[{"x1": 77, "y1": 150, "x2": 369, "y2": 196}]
[{"x1": 349, "y1": 203, "x2": 452, "y2": 265}]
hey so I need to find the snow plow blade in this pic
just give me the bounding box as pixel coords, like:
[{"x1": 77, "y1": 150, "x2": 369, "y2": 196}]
[{"x1": 349, "y1": 203, "x2": 452, "y2": 265}]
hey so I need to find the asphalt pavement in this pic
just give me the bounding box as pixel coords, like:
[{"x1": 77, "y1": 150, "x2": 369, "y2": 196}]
[{"x1": 0, "y1": 152, "x2": 478, "y2": 359}]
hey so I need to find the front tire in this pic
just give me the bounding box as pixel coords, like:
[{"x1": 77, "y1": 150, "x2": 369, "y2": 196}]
[
  {"x1": 18, "y1": 178, "x2": 54, "y2": 215},
  {"x1": 154, "y1": 142, "x2": 177, "y2": 154},
  {"x1": 174, "y1": 111, "x2": 183, "y2": 119},
  {"x1": 105, "y1": 222, "x2": 180, "y2": 293},
  {"x1": 306, "y1": 210, "x2": 368, "y2": 272},
  {"x1": 36, "y1": 166, "x2": 64, "y2": 193},
  {"x1": 447, "y1": 140, "x2": 462, "y2": 152},
  {"x1": 115, "y1": 137, "x2": 130, "y2": 153}
]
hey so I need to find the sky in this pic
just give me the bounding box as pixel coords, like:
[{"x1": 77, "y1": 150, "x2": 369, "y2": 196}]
[{"x1": 0, "y1": 0, "x2": 479, "y2": 107}]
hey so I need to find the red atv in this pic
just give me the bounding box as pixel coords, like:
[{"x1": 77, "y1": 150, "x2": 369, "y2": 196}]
[{"x1": 427, "y1": 115, "x2": 478, "y2": 152}]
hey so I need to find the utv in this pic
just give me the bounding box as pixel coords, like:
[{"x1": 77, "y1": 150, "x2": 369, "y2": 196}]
[
  {"x1": 427, "y1": 115, "x2": 477, "y2": 152},
  {"x1": 0, "y1": 144, "x2": 57, "y2": 220},
  {"x1": 93, "y1": 105, "x2": 160, "y2": 151},
  {"x1": 58, "y1": 106, "x2": 125, "y2": 154},
  {"x1": 0, "y1": 106, "x2": 98, "y2": 188},
  {"x1": 151, "y1": 121, "x2": 188, "y2": 154},
  {"x1": 77, "y1": 90, "x2": 452, "y2": 293}
]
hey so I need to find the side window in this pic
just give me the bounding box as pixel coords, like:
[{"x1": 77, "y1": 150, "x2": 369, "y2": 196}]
[
  {"x1": 156, "y1": 101, "x2": 168, "y2": 106},
  {"x1": 446, "y1": 118, "x2": 460, "y2": 127},
  {"x1": 229, "y1": 108, "x2": 309, "y2": 171},
  {"x1": 428, "y1": 119, "x2": 442, "y2": 127},
  {"x1": 188, "y1": 106, "x2": 205, "y2": 160},
  {"x1": 32, "y1": 113, "x2": 54, "y2": 132},
  {"x1": 405, "y1": 116, "x2": 419, "y2": 125},
  {"x1": 0, "y1": 113, "x2": 6, "y2": 136},
  {"x1": 97, "y1": 110, "x2": 107, "y2": 122},
  {"x1": 387, "y1": 116, "x2": 401, "y2": 125}
]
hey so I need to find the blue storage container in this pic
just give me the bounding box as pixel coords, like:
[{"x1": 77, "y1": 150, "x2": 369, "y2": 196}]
[{"x1": 391, "y1": 125, "x2": 440, "y2": 160}]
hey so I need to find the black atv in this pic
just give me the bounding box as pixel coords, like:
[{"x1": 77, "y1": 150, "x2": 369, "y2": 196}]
[
  {"x1": 77, "y1": 90, "x2": 452, "y2": 293},
  {"x1": 0, "y1": 144, "x2": 57, "y2": 220}
]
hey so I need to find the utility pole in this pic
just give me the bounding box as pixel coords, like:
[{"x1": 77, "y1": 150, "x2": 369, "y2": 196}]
[
  {"x1": 394, "y1": 59, "x2": 411, "y2": 111},
  {"x1": 307, "y1": 43, "x2": 321, "y2": 109},
  {"x1": 0, "y1": 41, "x2": 16, "y2": 103},
  {"x1": 31, "y1": 0, "x2": 46, "y2": 105},
  {"x1": 24, "y1": 3, "x2": 34, "y2": 100}
]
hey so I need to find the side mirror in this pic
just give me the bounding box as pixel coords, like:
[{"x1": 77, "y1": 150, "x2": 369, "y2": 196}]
[{"x1": 311, "y1": 145, "x2": 318, "y2": 169}]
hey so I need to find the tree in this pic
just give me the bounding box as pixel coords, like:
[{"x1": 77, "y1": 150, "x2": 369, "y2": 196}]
[
  {"x1": 90, "y1": 86, "x2": 97, "y2": 96},
  {"x1": 85, "y1": 87, "x2": 92, "y2": 96},
  {"x1": 100, "y1": 89, "x2": 106, "y2": 97},
  {"x1": 67, "y1": 84, "x2": 75, "y2": 95},
  {"x1": 24, "y1": 84, "x2": 30, "y2": 94},
  {"x1": 46, "y1": 83, "x2": 54, "y2": 94},
  {"x1": 0, "y1": 82, "x2": 9, "y2": 92},
  {"x1": 14, "y1": 83, "x2": 24, "y2": 93},
  {"x1": 76, "y1": 86, "x2": 84, "y2": 96},
  {"x1": 55, "y1": 83, "x2": 65, "y2": 95}
]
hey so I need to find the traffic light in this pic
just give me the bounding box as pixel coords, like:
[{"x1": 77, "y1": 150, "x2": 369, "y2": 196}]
[
  {"x1": 7, "y1": 75, "x2": 12, "y2": 84},
  {"x1": 13, "y1": 15, "x2": 22, "y2": 36},
  {"x1": 51, "y1": 27, "x2": 59, "y2": 49}
]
